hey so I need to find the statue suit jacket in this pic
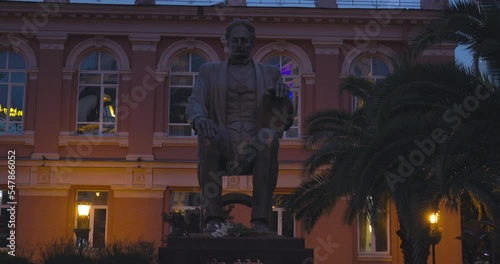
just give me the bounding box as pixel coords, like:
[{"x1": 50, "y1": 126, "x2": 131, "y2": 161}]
[{"x1": 186, "y1": 59, "x2": 294, "y2": 138}]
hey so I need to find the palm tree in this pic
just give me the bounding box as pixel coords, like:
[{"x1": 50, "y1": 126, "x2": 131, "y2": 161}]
[
  {"x1": 410, "y1": 0, "x2": 500, "y2": 82},
  {"x1": 289, "y1": 60, "x2": 500, "y2": 263},
  {"x1": 291, "y1": 1, "x2": 500, "y2": 262}
]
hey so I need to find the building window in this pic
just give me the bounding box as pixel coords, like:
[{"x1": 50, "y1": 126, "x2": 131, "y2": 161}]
[
  {"x1": 170, "y1": 192, "x2": 202, "y2": 234},
  {"x1": 352, "y1": 56, "x2": 390, "y2": 110},
  {"x1": 0, "y1": 51, "x2": 26, "y2": 134},
  {"x1": 358, "y1": 201, "x2": 389, "y2": 254},
  {"x1": 77, "y1": 51, "x2": 118, "y2": 135},
  {"x1": 75, "y1": 191, "x2": 108, "y2": 248},
  {"x1": 168, "y1": 53, "x2": 207, "y2": 136},
  {"x1": 270, "y1": 194, "x2": 295, "y2": 237},
  {"x1": 0, "y1": 190, "x2": 12, "y2": 248},
  {"x1": 264, "y1": 55, "x2": 300, "y2": 138}
]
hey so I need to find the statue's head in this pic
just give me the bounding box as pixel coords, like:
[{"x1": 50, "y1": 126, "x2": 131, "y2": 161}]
[{"x1": 225, "y1": 19, "x2": 255, "y2": 62}]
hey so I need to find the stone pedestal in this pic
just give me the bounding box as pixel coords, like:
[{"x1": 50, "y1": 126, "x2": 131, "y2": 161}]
[{"x1": 159, "y1": 236, "x2": 313, "y2": 264}]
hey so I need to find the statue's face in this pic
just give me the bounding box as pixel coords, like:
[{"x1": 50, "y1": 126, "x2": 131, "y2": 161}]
[{"x1": 228, "y1": 25, "x2": 253, "y2": 60}]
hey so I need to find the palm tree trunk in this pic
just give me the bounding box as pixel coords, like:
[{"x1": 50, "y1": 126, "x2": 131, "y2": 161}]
[
  {"x1": 396, "y1": 207, "x2": 432, "y2": 263},
  {"x1": 394, "y1": 181, "x2": 435, "y2": 264}
]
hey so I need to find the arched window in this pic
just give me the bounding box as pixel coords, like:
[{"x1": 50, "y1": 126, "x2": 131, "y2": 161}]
[
  {"x1": 264, "y1": 55, "x2": 300, "y2": 139},
  {"x1": 168, "y1": 52, "x2": 207, "y2": 136},
  {"x1": 77, "y1": 51, "x2": 119, "y2": 135},
  {"x1": 0, "y1": 50, "x2": 26, "y2": 134},
  {"x1": 352, "y1": 56, "x2": 390, "y2": 110}
]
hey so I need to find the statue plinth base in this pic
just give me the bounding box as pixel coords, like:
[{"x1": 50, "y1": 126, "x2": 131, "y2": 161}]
[{"x1": 158, "y1": 236, "x2": 314, "y2": 264}]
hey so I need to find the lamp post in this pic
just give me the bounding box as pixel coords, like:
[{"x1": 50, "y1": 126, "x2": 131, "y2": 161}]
[
  {"x1": 74, "y1": 203, "x2": 91, "y2": 254},
  {"x1": 429, "y1": 212, "x2": 443, "y2": 264}
]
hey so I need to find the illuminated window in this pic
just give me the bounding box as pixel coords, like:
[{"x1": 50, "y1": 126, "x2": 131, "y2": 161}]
[
  {"x1": 358, "y1": 200, "x2": 390, "y2": 254},
  {"x1": 352, "y1": 56, "x2": 390, "y2": 110},
  {"x1": 0, "y1": 51, "x2": 26, "y2": 134},
  {"x1": 168, "y1": 53, "x2": 207, "y2": 136},
  {"x1": 270, "y1": 194, "x2": 295, "y2": 237},
  {"x1": 169, "y1": 192, "x2": 202, "y2": 234},
  {"x1": 75, "y1": 191, "x2": 108, "y2": 248},
  {"x1": 265, "y1": 55, "x2": 300, "y2": 138},
  {"x1": 77, "y1": 51, "x2": 118, "y2": 135}
]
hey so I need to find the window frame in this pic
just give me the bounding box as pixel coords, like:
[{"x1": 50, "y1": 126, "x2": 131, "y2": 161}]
[
  {"x1": 351, "y1": 55, "x2": 390, "y2": 111},
  {"x1": 357, "y1": 207, "x2": 391, "y2": 256},
  {"x1": 76, "y1": 51, "x2": 119, "y2": 135},
  {"x1": 263, "y1": 54, "x2": 301, "y2": 139},
  {"x1": 0, "y1": 189, "x2": 12, "y2": 250},
  {"x1": 74, "y1": 190, "x2": 109, "y2": 248},
  {"x1": 271, "y1": 202, "x2": 296, "y2": 237},
  {"x1": 0, "y1": 50, "x2": 27, "y2": 135},
  {"x1": 167, "y1": 52, "x2": 207, "y2": 137}
]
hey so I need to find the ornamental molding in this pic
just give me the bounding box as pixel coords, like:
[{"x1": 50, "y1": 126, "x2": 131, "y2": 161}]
[
  {"x1": 129, "y1": 34, "x2": 160, "y2": 52},
  {"x1": 157, "y1": 38, "x2": 220, "y2": 71},
  {"x1": 253, "y1": 40, "x2": 313, "y2": 73}
]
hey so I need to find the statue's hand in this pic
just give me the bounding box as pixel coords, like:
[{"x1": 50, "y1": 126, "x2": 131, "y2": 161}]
[
  {"x1": 194, "y1": 117, "x2": 217, "y2": 139},
  {"x1": 268, "y1": 80, "x2": 290, "y2": 99}
]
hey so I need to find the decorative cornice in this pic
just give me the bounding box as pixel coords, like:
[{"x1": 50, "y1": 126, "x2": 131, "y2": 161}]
[
  {"x1": 421, "y1": 44, "x2": 456, "y2": 56},
  {"x1": 16, "y1": 187, "x2": 71, "y2": 197},
  {"x1": 31, "y1": 152, "x2": 60, "y2": 160},
  {"x1": 152, "y1": 134, "x2": 304, "y2": 148},
  {"x1": 0, "y1": 2, "x2": 440, "y2": 26},
  {"x1": 111, "y1": 188, "x2": 165, "y2": 198},
  {"x1": 125, "y1": 154, "x2": 154, "y2": 161}
]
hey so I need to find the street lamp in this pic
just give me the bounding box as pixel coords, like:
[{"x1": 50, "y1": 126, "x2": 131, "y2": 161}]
[
  {"x1": 429, "y1": 212, "x2": 443, "y2": 264},
  {"x1": 74, "y1": 203, "x2": 91, "y2": 254}
]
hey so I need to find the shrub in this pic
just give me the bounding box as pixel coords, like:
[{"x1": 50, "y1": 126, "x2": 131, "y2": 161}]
[
  {"x1": 0, "y1": 250, "x2": 33, "y2": 264},
  {"x1": 38, "y1": 237, "x2": 95, "y2": 264},
  {"x1": 96, "y1": 238, "x2": 156, "y2": 264}
]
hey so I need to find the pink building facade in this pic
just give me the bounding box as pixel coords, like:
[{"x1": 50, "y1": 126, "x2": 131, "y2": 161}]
[{"x1": 0, "y1": 0, "x2": 461, "y2": 263}]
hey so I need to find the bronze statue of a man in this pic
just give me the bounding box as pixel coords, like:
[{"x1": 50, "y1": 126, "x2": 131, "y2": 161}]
[{"x1": 186, "y1": 19, "x2": 294, "y2": 233}]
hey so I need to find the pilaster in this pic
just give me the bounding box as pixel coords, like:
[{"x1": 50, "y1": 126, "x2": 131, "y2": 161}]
[
  {"x1": 32, "y1": 33, "x2": 67, "y2": 160},
  {"x1": 312, "y1": 39, "x2": 342, "y2": 111}
]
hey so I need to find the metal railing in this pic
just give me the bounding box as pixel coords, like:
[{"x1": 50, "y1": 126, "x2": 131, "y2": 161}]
[
  {"x1": 6, "y1": 0, "x2": 421, "y2": 9},
  {"x1": 336, "y1": 0, "x2": 420, "y2": 8},
  {"x1": 156, "y1": 0, "x2": 316, "y2": 7}
]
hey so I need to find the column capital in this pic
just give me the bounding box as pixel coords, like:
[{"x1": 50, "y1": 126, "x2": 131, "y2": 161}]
[
  {"x1": 62, "y1": 68, "x2": 76, "y2": 80},
  {"x1": 37, "y1": 32, "x2": 67, "y2": 50},
  {"x1": 129, "y1": 34, "x2": 160, "y2": 52},
  {"x1": 312, "y1": 38, "x2": 343, "y2": 55},
  {"x1": 302, "y1": 72, "x2": 316, "y2": 85},
  {"x1": 27, "y1": 69, "x2": 39, "y2": 80}
]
